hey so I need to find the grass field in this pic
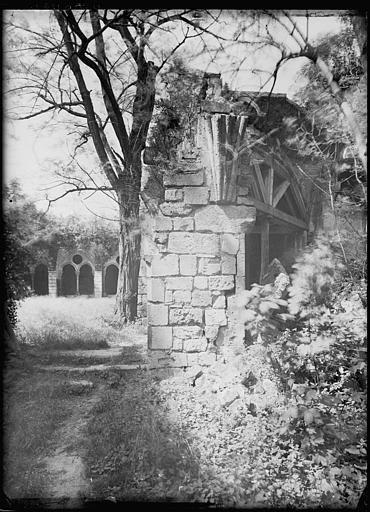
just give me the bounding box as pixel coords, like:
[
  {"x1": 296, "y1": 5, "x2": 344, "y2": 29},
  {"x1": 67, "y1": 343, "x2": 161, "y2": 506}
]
[{"x1": 15, "y1": 296, "x2": 146, "y2": 350}]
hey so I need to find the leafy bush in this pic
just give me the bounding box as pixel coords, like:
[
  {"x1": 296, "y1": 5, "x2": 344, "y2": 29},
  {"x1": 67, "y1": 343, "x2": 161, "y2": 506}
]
[{"x1": 239, "y1": 236, "x2": 367, "y2": 507}]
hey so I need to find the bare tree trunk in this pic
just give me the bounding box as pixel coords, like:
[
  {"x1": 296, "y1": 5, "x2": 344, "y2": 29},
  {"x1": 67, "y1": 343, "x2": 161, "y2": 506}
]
[{"x1": 115, "y1": 162, "x2": 142, "y2": 322}]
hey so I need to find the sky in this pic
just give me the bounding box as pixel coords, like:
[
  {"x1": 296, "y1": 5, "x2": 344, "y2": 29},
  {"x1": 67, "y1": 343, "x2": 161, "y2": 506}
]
[{"x1": 3, "y1": 10, "x2": 344, "y2": 219}]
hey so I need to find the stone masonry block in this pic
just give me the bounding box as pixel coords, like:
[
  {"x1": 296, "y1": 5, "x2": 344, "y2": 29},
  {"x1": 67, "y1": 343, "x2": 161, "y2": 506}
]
[
  {"x1": 205, "y1": 325, "x2": 219, "y2": 342},
  {"x1": 148, "y1": 278, "x2": 165, "y2": 302},
  {"x1": 199, "y1": 258, "x2": 221, "y2": 275},
  {"x1": 184, "y1": 187, "x2": 209, "y2": 205},
  {"x1": 164, "y1": 170, "x2": 204, "y2": 187},
  {"x1": 221, "y1": 254, "x2": 236, "y2": 274},
  {"x1": 209, "y1": 275, "x2": 235, "y2": 291},
  {"x1": 173, "y1": 326, "x2": 203, "y2": 341},
  {"x1": 194, "y1": 205, "x2": 256, "y2": 233},
  {"x1": 191, "y1": 289, "x2": 212, "y2": 307},
  {"x1": 166, "y1": 277, "x2": 193, "y2": 290},
  {"x1": 168, "y1": 232, "x2": 219, "y2": 255},
  {"x1": 169, "y1": 308, "x2": 203, "y2": 325},
  {"x1": 173, "y1": 217, "x2": 194, "y2": 231},
  {"x1": 165, "y1": 290, "x2": 173, "y2": 303},
  {"x1": 173, "y1": 290, "x2": 191, "y2": 304},
  {"x1": 205, "y1": 308, "x2": 227, "y2": 326},
  {"x1": 148, "y1": 304, "x2": 168, "y2": 325},
  {"x1": 184, "y1": 336, "x2": 208, "y2": 352},
  {"x1": 149, "y1": 326, "x2": 173, "y2": 350},
  {"x1": 165, "y1": 189, "x2": 184, "y2": 202},
  {"x1": 150, "y1": 254, "x2": 179, "y2": 276},
  {"x1": 221, "y1": 234, "x2": 239, "y2": 255},
  {"x1": 213, "y1": 295, "x2": 226, "y2": 308},
  {"x1": 194, "y1": 276, "x2": 208, "y2": 289},
  {"x1": 180, "y1": 255, "x2": 197, "y2": 275},
  {"x1": 160, "y1": 202, "x2": 193, "y2": 217},
  {"x1": 154, "y1": 217, "x2": 172, "y2": 231}
]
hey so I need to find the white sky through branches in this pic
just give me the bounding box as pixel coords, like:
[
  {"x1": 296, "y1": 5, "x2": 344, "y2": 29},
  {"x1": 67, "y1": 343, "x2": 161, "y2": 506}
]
[{"x1": 4, "y1": 10, "x2": 343, "y2": 218}]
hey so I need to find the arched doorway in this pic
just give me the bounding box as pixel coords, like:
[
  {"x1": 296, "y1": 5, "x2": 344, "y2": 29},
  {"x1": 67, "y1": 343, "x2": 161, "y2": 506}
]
[
  {"x1": 61, "y1": 264, "x2": 77, "y2": 296},
  {"x1": 79, "y1": 264, "x2": 94, "y2": 295},
  {"x1": 105, "y1": 264, "x2": 118, "y2": 295},
  {"x1": 34, "y1": 263, "x2": 49, "y2": 295}
]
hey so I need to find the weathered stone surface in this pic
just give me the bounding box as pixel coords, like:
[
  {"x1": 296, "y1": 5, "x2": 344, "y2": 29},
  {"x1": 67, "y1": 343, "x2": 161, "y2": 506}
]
[
  {"x1": 149, "y1": 326, "x2": 172, "y2": 350},
  {"x1": 180, "y1": 255, "x2": 197, "y2": 276},
  {"x1": 148, "y1": 304, "x2": 168, "y2": 325},
  {"x1": 205, "y1": 325, "x2": 219, "y2": 342},
  {"x1": 221, "y1": 254, "x2": 236, "y2": 274},
  {"x1": 173, "y1": 290, "x2": 191, "y2": 304},
  {"x1": 154, "y1": 232, "x2": 168, "y2": 245},
  {"x1": 184, "y1": 336, "x2": 208, "y2": 352},
  {"x1": 191, "y1": 289, "x2": 212, "y2": 307},
  {"x1": 194, "y1": 276, "x2": 208, "y2": 289},
  {"x1": 221, "y1": 234, "x2": 239, "y2": 255},
  {"x1": 148, "y1": 278, "x2": 165, "y2": 302},
  {"x1": 184, "y1": 187, "x2": 209, "y2": 205},
  {"x1": 212, "y1": 295, "x2": 226, "y2": 309},
  {"x1": 173, "y1": 325, "x2": 203, "y2": 339},
  {"x1": 138, "y1": 277, "x2": 147, "y2": 293},
  {"x1": 219, "y1": 387, "x2": 240, "y2": 408},
  {"x1": 199, "y1": 258, "x2": 221, "y2": 275},
  {"x1": 194, "y1": 205, "x2": 256, "y2": 233},
  {"x1": 172, "y1": 217, "x2": 194, "y2": 231},
  {"x1": 187, "y1": 351, "x2": 217, "y2": 367},
  {"x1": 160, "y1": 202, "x2": 193, "y2": 217},
  {"x1": 236, "y1": 250, "x2": 245, "y2": 276},
  {"x1": 205, "y1": 308, "x2": 227, "y2": 326},
  {"x1": 150, "y1": 254, "x2": 179, "y2": 276},
  {"x1": 169, "y1": 308, "x2": 203, "y2": 325},
  {"x1": 164, "y1": 170, "x2": 204, "y2": 187},
  {"x1": 168, "y1": 232, "x2": 219, "y2": 255},
  {"x1": 154, "y1": 217, "x2": 172, "y2": 231},
  {"x1": 165, "y1": 189, "x2": 184, "y2": 202},
  {"x1": 164, "y1": 290, "x2": 173, "y2": 303},
  {"x1": 148, "y1": 351, "x2": 188, "y2": 368},
  {"x1": 235, "y1": 276, "x2": 246, "y2": 293},
  {"x1": 209, "y1": 275, "x2": 234, "y2": 291},
  {"x1": 166, "y1": 277, "x2": 193, "y2": 290}
]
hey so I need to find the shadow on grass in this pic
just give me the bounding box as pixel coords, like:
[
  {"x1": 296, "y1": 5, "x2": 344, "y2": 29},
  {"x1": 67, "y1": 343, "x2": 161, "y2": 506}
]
[
  {"x1": 82, "y1": 368, "x2": 202, "y2": 503},
  {"x1": 2, "y1": 354, "x2": 93, "y2": 503}
]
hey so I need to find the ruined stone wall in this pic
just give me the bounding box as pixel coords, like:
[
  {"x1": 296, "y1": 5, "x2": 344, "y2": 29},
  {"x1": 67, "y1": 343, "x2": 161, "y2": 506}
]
[{"x1": 144, "y1": 163, "x2": 256, "y2": 368}]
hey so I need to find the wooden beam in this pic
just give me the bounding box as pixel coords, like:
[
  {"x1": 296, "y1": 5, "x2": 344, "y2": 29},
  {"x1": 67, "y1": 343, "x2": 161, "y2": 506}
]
[
  {"x1": 260, "y1": 218, "x2": 269, "y2": 282},
  {"x1": 253, "y1": 162, "x2": 267, "y2": 203},
  {"x1": 238, "y1": 196, "x2": 309, "y2": 230},
  {"x1": 265, "y1": 167, "x2": 274, "y2": 205},
  {"x1": 272, "y1": 180, "x2": 290, "y2": 207}
]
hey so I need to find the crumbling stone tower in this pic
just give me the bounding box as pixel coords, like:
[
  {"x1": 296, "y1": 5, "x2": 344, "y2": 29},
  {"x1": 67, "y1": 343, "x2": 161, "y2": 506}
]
[{"x1": 143, "y1": 74, "x2": 316, "y2": 368}]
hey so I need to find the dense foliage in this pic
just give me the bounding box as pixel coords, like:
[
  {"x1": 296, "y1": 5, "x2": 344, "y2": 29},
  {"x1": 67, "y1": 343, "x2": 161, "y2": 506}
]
[
  {"x1": 148, "y1": 58, "x2": 203, "y2": 166},
  {"x1": 240, "y1": 237, "x2": 367, "y2": 506},
  {"x1": 3, "y1": 181, "x2": 38, "y2": 325}
]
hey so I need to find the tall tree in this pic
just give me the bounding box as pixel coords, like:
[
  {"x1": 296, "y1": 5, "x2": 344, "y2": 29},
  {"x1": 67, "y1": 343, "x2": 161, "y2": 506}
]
[{"x1": 5, "y1": 9, "x2": 223, "y2": 321}]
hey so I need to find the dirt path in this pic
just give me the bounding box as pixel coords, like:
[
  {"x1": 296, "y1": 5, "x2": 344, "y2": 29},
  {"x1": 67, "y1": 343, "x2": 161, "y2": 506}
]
[{"x1": 41, "y1": 384, "x2": 103, "y2": 508}]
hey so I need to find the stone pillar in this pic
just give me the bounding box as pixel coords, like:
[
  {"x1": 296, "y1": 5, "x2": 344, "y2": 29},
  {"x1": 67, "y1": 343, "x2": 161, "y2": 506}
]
[
  {"x1": 94, "y1": 270, "x2": 103, "y2": 297},
  {"x1": 48, "y1": 270, "x2": 57, "y2": 297},
  {"x1": 146, "y1": 163, "x2": 256, "y2": 369}
]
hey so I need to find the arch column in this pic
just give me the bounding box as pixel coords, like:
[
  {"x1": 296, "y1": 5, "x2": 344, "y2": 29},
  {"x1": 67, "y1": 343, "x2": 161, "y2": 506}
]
[
  {"x1": 48, "y1": 270, "x2": 57, "y2": 297},
  {"x1": 94, "y1": 270, "x2": 103, "y2": 297}
]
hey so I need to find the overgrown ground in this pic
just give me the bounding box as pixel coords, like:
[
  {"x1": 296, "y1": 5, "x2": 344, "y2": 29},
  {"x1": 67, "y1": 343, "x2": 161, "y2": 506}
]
[{"x1": 3, "y1": 296, "x2": 367, "y2": 509}]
